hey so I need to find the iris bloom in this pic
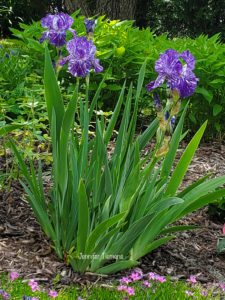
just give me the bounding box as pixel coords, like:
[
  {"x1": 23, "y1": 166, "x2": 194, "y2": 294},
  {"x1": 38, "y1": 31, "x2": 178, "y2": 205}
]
[
  {"x1": 40, "y1": 13, "x2": 74, "y2": 47},
  {"x1": 60, "y1": 34, "x2": 103, "y2": 77},
  {"x1": 84, "y1": 18, "x2": 97, "y2": 35},
  {"x1": 147, "y1": 49, "x2": 198, "y2": 98}
]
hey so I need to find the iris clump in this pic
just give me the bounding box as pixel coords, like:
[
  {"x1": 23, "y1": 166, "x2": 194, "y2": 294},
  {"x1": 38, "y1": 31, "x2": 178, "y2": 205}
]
[
  {"x1": 60, "y1": 34, "x2": 103, "y2": 77},
  {"x1": 147, "y1": 49, "x2": 198, "y2": 98},
  {"x1": 40, "y1": 13, "x2": 74, "y2": 47}
]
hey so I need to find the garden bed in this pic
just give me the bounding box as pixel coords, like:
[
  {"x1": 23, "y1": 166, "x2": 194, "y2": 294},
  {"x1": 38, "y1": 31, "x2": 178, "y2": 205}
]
[{"x1": 1, "y1": 142, "x2": 225, "y2": 287}]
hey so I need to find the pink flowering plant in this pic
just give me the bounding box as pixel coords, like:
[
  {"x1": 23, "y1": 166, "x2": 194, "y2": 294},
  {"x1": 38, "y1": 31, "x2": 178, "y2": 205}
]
[
  {"x1": 11, "y1": 12, "x2": 225, "y2": 274},
  {"x1": 0, "y1": 270, "x2": 221, "y2": 299},
  {"x1": 116, "y1": 270, "x2": 218, "y2": 299}
]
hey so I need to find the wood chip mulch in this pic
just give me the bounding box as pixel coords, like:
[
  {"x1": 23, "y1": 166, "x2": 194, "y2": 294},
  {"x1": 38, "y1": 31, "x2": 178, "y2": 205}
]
[{"x1": 1, "y1": 142, "x2": 225, "y2": 287}]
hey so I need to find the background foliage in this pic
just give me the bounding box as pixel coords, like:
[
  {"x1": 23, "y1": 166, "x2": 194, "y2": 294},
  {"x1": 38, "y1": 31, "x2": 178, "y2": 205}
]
[
  {"x1": 1, "y1": 13, "x2": 225, "y2": 140},
  {"x1": 146, "y1": 0, "x2": 225, "y2": 40},
  {"x1": 1, "y1": 0, "x2": 225, "y2": 40}
]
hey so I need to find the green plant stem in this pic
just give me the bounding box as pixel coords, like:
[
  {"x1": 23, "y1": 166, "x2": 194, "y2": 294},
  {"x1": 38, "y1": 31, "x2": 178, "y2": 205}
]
[{"x1": 85, "y1": 74, "x2": 90, "y2": 107}]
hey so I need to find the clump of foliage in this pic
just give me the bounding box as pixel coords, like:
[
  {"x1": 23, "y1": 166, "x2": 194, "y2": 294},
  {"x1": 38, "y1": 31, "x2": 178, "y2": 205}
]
[{"x1": 10, "y1": 13, "x2": 225, "y2": 274}]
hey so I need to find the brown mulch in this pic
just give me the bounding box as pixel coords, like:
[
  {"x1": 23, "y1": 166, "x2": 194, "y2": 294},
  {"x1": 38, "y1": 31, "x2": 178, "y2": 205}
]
[{"x1": 1, "y1": 142, "x2": 225, "y2": 287}]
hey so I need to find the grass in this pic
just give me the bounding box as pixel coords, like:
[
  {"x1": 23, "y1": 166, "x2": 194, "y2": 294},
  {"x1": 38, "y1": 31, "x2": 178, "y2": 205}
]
[{"x1": 0, "y1": 271, "x2": 222, "y2": 300}]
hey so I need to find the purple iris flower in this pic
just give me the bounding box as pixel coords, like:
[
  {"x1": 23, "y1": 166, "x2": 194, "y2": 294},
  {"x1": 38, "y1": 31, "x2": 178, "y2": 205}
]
[
  {"x1": 40, "y1": 12, "x2": 74, "y2": 47},
  {"x1": 60, "y1": 35, "x2": 103, "y2": 77},
  {"x1": 146, "y1": 49, "x2": 198, "y2": 98},
  {"x1": 84, "y1": 18, "x2": 97, "y2": 34}
]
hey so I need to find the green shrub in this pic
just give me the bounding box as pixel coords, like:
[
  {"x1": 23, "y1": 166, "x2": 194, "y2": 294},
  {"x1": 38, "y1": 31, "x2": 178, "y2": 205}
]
[{"x1": 7, "y1": 12, "x2": 225, "y2": 139}]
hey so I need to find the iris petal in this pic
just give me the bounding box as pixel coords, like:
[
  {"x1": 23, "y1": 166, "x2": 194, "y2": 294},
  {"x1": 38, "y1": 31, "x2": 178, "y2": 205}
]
[
  {"x1": 146, "y1": 49, "x2": 197, "y2": 98},
  {"x1": 40, "y1": 13, "x2": 74, "y2": 47},
  {"x1": 61, "y1": 36, "x2": 103, "y2": 77}
]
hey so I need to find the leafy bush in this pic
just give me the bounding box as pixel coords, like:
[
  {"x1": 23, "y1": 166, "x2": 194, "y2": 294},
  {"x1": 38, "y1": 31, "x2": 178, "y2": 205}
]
[
  {"x1": 0, "y1": 41, "x2": 33, "y2": 88},
  {"x1": 11, "y1": 44, "x2": 225, "y2": 274},
  {"x1": 8, "y1": 12, "x2": 225, "y2": 139}
]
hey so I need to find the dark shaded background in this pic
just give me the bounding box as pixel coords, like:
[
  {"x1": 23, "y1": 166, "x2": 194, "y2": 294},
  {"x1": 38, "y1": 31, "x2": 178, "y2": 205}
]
[{"x1": 1, "y1": 0, "x2": 225, "y2": 39}]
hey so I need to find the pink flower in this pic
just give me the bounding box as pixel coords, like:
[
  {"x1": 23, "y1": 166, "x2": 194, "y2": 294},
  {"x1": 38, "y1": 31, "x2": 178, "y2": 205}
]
[
  {"x1": 0, "y1": 290, "x2": 9, "y2": 300},
  {"x1": 129, "y1": 271, "x2": 142, "y2": 281},
  {"x1": 220, "y1": 283, "x2": 225, "y2": 292},
  {"x1": 31, "y1": 298, "x2": 39, "y2": 300},
  {"x1": 10, "y1": 271, "x2": 19, "y2": 281},
  {"x1": 148, "y1": 272, "x2": 157, "y2": 280},
  {"x1": 143, "y1": 280, "x2": 151, "y2": 288},
  {"x1": 187, "y1": 275, "x2": 197, "y2": 284},
  {"x1": 117, "y1": 285, "x2": 127, "y2": 292},
  {"x1": 148, "y1": 272, "x2": 166, "y2": 282},
  {"x1": 201, "y1": 290, "x2": 208, "y2": 297},
  {"x1": 28, "y1": 279, "x2": 40, "y2": 292},
  {"x1": 126, "y1": 287, "x2": 135, "y2": 296},
  {"x1": 185, "y1": 290, "x2": 194, "y2": 296},
  {"x1": 222, "y1": 224, "x2": 225, "y2": 235},
  {"x1": 49, "y1": 290, "x2": 58, "y2": 298},
  {"x1": 155, "y1": 275, "x2": 166, "y2": 283},
  {"x1": 120, "y1": 277, "x2": 131, "y2": 285}
]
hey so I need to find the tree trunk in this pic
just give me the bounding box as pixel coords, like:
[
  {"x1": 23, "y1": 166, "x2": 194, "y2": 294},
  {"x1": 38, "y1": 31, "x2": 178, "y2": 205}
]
[
  {"x1": 119, "y1": 0, "x2": 137, "y2": 20},
  {"x1": 64, "y1": 0, "x2": 92, "y2": 15},
  {"x1": 95, "y1": 0, "x2": 137, "y2": 20}
]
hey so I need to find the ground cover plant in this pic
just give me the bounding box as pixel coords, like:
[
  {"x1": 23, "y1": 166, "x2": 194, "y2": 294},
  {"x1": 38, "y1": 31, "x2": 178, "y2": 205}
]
[
  {"x1": 9, "y1": 12, "x2": 225, "y2": 277},
  {"x1": 0, "y1": 271, "x2": 223, "y2": 299}
]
